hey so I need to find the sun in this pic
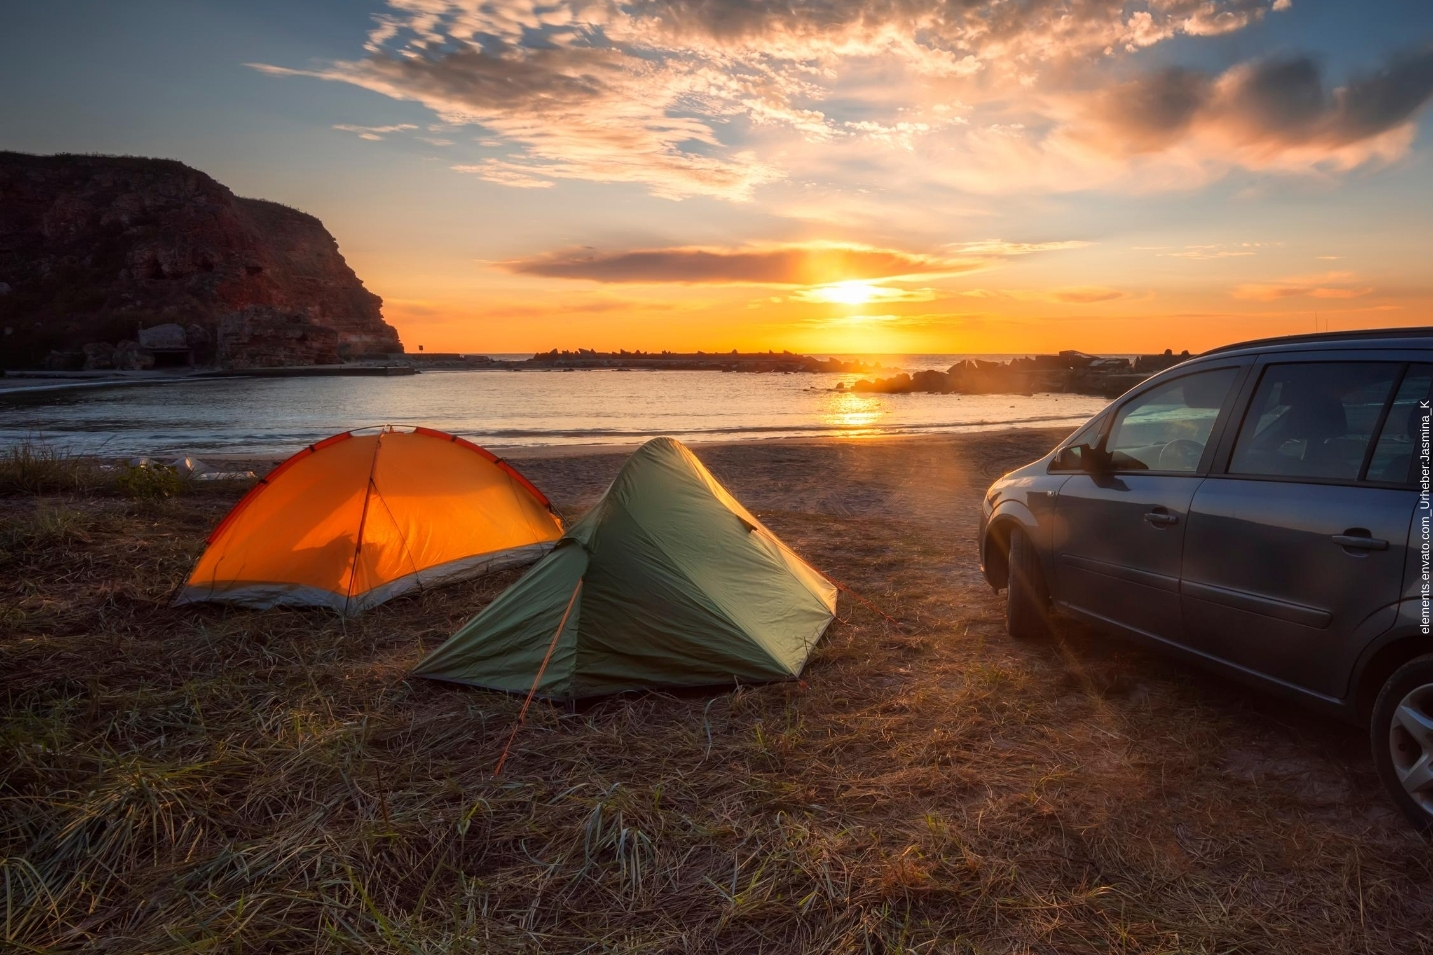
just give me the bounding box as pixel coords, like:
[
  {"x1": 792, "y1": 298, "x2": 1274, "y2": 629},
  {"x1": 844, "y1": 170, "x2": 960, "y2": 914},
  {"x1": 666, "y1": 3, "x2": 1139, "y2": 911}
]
[{"x1": 806, "y1": 280, "x2": 882, "y2": 305}]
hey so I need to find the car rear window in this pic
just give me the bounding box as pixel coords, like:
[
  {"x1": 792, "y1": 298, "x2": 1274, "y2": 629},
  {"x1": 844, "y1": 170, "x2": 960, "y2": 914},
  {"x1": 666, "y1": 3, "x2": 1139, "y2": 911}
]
[
  {"x1": 1366, "y1": 365, "x2": 1432, "y2": 484},
  {"x1": 1229, "y1": 362, "x2": 1401, "y2": 482}
]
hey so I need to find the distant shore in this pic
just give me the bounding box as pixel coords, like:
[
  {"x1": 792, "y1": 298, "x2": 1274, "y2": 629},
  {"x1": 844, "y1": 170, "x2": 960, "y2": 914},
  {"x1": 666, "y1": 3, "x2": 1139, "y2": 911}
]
[
  {"x1": 0, "y1": 364, "x2": 416, "y2": 395},
  {"x1": 2, "y1": 345, "x2": 1193, "y2": 399}
]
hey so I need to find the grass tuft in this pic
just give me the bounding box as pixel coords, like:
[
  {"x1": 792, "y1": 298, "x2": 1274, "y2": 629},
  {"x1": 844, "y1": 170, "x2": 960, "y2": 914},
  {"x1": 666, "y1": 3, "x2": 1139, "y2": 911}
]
[
  {"x1": 0, "y1": 440, "x2": 106, "y2": 496},
  {"x1": 0, "y1": 439, "x2": 255, "y2": 501}
]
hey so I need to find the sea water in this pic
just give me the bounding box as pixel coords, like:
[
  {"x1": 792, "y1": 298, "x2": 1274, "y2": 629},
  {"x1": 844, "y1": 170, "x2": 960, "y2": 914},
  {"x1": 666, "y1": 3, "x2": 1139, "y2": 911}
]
[{"x1": 0, "y1": 355, "x2": 1111, "y2": 456}]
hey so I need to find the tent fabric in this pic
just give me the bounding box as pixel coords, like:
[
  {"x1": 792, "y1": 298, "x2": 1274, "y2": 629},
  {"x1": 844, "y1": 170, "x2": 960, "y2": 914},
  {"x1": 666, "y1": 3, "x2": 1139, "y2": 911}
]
[
  {"x1": 414, "y1": 436, "x2": 838, "y2": 700},
  {"x1": 175, "y1": 427, "x2": 563, "y2": 614}
]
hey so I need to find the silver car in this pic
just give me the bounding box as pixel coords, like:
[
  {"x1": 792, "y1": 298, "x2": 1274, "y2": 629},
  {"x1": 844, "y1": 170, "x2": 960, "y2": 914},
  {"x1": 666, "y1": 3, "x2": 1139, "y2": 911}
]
[{"x1": 979, "y1": 328, "x2": 1433, "y2": 834}]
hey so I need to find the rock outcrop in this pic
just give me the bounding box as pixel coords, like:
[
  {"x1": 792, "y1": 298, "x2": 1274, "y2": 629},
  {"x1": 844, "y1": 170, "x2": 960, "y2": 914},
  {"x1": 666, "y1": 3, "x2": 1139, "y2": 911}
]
[
  {"x1": 217, "y1": 306, "x2": 342, "y2": 368},
  {"x1": 0, "y1": 152, "x2": 403, "y2": 368},
  {"x1": 838, "y1": 350, "x2": 1191, "y2": 398}
]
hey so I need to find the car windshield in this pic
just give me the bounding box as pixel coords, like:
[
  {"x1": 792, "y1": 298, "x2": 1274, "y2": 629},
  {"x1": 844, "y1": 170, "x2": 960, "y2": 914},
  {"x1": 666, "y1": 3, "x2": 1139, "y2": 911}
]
[{"x1": 1105, "y1": 368, "x2": 1238, "y2": 472}]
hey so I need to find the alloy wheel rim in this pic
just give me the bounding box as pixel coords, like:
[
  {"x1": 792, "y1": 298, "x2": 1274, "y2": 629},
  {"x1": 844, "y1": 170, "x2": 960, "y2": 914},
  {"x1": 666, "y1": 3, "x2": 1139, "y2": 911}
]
[{"x1": 1389, "y1": 682, "x2": 1433, "y2": 817}]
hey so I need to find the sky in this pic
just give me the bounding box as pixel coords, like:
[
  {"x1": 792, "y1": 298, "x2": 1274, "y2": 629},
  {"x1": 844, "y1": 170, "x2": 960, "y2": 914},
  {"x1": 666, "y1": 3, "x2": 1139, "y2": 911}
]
[{"x1": 4, "y1": 0, "x2": 1433, "y2": 355}]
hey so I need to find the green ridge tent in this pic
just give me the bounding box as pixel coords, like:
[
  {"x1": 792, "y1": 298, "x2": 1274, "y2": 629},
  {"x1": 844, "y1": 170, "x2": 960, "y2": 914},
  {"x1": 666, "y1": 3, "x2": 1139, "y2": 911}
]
[{"x1": 414, "y1": 437, "x2": 837, "y2": 700}]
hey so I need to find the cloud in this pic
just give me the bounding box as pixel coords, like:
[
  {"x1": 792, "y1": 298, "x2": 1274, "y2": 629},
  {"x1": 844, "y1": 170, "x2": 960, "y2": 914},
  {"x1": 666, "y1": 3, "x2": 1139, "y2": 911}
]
[
  {"x1": 501, "y1": 242, "x2": 982, "y2": 284},
  {"x1": 250, "y1": 0, "x2": 1297, "y2": 201},
  {"x1": 1051, "y1": 286, "x2": 1129, "y2": 304},
  {"x1": 1087, "y1": 48, "x2": 1433, "y2": 161},
  {"x1": 332, "y1": 123, "x2": 418, "y2": 141},
  {"x1": 958, "y1": 286, "x2": 1131, "y2": 303},
  {"x1": 1232, "y1": 271, "x2": 1375, "y2": 300},
  {"x1": 1088, "y1": 68, "x2": 1212, "y2": 152},
  {"x1": 945, "y1": 239, "x2": 1093, "y2": 256},
  {"x1": 1158, "y1": 243, "x2": 1267, "y2": 259},
  {"x1": 1179, "y1": 0, "x2": 1269, "y2": 37},
  {"x1": 390, "y1": 296, "x2": 676, "y2": 324},
  {"x1": 453, "y1": 161, "x2": 555, "y2": 189}
]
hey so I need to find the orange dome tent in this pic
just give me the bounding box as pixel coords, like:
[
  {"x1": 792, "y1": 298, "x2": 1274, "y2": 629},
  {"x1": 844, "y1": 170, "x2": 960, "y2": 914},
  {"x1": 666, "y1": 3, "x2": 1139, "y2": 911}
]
[{"x1": 175, "y1": 427, "x2": 563, "y2": 614}]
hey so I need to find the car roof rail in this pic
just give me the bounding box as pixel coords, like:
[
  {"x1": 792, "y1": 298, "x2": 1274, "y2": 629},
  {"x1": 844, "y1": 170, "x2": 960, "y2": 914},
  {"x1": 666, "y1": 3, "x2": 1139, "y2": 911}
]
[{"x1": 1201, "y1": 326, "x2": 1433, "y2": 357}]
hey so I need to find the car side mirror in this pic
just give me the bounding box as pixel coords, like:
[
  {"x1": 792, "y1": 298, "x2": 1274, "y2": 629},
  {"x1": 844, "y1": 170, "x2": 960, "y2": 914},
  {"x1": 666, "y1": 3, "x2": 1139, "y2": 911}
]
[{"x1": 1053, "y1": 443, "x2": 1110, "y2": 474}]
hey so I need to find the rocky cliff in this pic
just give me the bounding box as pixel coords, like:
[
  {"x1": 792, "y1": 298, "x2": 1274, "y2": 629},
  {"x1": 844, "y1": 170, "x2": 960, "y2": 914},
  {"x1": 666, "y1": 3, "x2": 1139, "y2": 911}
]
[{"x1": 0, "y1": 152, "x2": 403, "y2": 368}]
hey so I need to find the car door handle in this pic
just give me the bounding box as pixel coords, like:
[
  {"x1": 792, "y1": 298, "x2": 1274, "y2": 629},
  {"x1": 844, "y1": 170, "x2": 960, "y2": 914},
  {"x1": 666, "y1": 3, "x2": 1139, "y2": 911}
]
[
  {"x1": 1144, "y1": 509, "x2": 1179, "y2": 527},
  {"x1": 1331, "y1": 533, "x2": 1388, "y2": 551}
]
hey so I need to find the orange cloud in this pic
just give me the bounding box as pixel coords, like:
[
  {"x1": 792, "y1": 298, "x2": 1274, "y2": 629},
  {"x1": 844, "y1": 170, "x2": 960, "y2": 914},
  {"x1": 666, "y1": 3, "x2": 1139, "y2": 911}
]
[
  {"x1": 500, "y1": 242, "x2": 984, "y2": 285},
  {"x1": 1232, "y1": 272, "x2": 1375, "y2": 301},
  {"x1": 1052, "y1": 287, "x2": 1130, "y2": 304},
  {"x1": 958, "y1": 286, "x2": 1131, "y2": 304}
]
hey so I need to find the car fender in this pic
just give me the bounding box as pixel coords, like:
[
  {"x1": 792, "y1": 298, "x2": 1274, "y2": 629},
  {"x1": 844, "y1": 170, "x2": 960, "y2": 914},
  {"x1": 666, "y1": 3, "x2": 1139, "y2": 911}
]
[
  {"x1": 982, "y1": 498, "x2": 1051, "y2": 591},
  {"x1": 1347, "y1": 596, "x2": 1433, "y2": 719}
]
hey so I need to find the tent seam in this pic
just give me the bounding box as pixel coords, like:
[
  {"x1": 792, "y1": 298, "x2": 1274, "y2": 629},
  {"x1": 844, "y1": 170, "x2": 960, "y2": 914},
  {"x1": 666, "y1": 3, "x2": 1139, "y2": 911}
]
[
  {"x1": 369, "y1": 482, "x2": 425, "y2": 592},
  {"x1": 345, "y1": 429, "x2": 384, "y2": 615}
]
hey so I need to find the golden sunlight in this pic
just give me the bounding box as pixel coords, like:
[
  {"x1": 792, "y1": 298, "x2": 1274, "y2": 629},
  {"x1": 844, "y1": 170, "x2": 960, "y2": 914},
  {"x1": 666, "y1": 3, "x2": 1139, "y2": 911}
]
[
  {"x1": 805, "y1": 280, "x2": 884, "y2": 305},
  {"x1": 820, "y1": 390, "x2": 886, "y2": 435}
]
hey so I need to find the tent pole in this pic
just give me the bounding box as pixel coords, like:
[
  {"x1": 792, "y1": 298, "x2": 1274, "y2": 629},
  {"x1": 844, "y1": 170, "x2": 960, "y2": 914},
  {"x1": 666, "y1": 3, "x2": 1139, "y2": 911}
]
[
  {"x1": 345, "y1": 431, "x2": 384, "y2": 617},
  {"x1": 493, "y1": 578, "x2": 583, "y2": 777}
]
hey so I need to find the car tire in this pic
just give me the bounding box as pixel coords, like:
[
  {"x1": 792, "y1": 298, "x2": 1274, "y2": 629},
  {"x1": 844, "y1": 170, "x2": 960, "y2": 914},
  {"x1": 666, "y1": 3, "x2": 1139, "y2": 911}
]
[
  {"x1": 1370, "y1": 653, "x2": 1433, "y2": 837},
  {"x1": 1005, "y1": 528, "x2": 1050, "y2": 640}
]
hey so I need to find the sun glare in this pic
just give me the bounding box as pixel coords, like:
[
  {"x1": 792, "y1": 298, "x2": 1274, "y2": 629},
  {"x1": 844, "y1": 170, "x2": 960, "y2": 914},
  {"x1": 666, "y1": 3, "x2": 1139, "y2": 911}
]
[{"x1": 807, "y1": 280, "x2": 882, "y2": 305}]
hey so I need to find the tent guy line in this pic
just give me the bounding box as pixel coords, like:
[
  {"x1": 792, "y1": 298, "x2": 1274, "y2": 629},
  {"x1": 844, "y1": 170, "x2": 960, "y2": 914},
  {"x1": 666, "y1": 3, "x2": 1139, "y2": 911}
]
[{"x1": 493, "y1": 578, "x2": 584, "y2": 778}]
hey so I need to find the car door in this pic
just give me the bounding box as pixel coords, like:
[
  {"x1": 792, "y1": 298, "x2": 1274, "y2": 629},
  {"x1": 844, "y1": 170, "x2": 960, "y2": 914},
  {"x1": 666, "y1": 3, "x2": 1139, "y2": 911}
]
[
  {"x1": 1053, "y1": 363, "x2": 1245, "y2": 642},
  {"x1": 1180, "y1": 357, "x2": 1429, "y2": 700}
]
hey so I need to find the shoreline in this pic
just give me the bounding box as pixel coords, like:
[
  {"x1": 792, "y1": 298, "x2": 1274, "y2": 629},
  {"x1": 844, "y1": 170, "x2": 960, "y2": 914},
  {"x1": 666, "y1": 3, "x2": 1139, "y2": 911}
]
[
  {"x1": 497, "y1": 423, "x2": 1077, "y2": 461},
  {"x1": 168, "y1": 425, "x2": 1079, "y2": 471}
]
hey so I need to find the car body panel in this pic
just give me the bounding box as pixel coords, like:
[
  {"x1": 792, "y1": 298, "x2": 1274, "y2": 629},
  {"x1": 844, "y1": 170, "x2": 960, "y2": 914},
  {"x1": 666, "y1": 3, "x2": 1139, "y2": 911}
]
[
  {"x1": 1180, "y1": 479, "x2": 1416, "y2": 698},
  {"x1": 1053, "y1": 473, "x2": 1199, "y2": 642},
  {"x1": 978, "y1": 328, "x2": 1433, "y2": 724}
]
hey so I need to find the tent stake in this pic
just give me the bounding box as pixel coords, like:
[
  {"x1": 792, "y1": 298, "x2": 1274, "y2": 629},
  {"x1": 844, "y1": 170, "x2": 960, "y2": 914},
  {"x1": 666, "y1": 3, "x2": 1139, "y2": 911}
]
[{"x1": 493, "y1": 578, "x2": 583, "y2": 778}]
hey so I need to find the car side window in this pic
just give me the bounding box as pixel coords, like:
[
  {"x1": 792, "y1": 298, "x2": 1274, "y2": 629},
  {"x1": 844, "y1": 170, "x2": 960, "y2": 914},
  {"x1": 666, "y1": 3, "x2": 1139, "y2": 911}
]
[
  {"x1": 1050, "y1": 414, "x2": 1107, "y2": 471},
  {"x1": 1366, "y1": 364, "x2": 1432, "y2": 484},
  {"x1": 1104, "y1": 367, "x2": 1239, "y2": 472},
  {"x1": 1229, "y1": 362, "x2": 1401, "y2": 482}
]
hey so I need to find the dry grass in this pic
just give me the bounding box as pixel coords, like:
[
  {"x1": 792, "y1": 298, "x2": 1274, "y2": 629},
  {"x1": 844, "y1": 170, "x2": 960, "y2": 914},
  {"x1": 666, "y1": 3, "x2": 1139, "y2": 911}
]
[
  {"x1": 0, "y1": 438, "x2": 198, "y2": 498},
  {"x1": 0, "y1": 440, "x2": 110, "y2": 496},
  {"x1": 2, "y1": 431, "x2": 1431, "y2": 953}
]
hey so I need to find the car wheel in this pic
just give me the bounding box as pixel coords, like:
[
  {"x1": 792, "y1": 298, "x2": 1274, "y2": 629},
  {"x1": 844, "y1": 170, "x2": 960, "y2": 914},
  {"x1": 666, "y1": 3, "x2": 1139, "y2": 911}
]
[
  {"x1": 1371, "y1": 653, "x2": 1433, "y2": 836},
  {"x1": 1005, "y1": 527, "x2": 1050, "y2": 640}
]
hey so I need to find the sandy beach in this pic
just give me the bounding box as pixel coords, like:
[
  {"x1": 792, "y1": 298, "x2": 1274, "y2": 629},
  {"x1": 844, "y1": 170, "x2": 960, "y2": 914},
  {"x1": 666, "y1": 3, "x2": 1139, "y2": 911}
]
[{"x1": 2, "y1": 429, "x2": 1430, "y2": 952}]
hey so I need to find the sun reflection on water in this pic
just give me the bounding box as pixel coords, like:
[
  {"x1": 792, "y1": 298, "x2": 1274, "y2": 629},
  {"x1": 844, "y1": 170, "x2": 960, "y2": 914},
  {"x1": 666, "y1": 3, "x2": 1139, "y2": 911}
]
[{"x1": 821, "y1": 389, "x2": 887, "y2": 436}]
